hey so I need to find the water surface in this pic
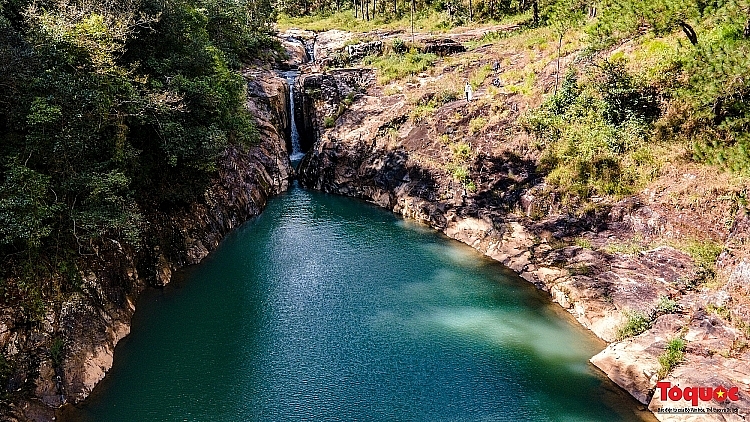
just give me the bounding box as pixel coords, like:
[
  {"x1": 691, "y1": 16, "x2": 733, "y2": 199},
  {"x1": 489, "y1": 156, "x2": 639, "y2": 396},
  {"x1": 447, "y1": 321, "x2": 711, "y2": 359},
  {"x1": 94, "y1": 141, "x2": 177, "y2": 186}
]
[{"x1": 65, "y1": 185, "x2": 651, "y2": 421}]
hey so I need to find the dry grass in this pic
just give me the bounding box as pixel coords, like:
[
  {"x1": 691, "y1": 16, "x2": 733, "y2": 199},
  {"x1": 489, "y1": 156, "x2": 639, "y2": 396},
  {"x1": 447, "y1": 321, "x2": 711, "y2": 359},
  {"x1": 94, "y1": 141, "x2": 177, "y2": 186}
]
[{"x1": 644, "y1": 162, "x2": 749, "y2": 241}]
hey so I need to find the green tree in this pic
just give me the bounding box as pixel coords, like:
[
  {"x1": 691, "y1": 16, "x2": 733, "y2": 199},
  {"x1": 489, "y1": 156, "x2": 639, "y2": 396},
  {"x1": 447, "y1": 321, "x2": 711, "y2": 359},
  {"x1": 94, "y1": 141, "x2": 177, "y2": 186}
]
[{"x1": 0, "y1": 159, "x2": 56, "y2": 249}]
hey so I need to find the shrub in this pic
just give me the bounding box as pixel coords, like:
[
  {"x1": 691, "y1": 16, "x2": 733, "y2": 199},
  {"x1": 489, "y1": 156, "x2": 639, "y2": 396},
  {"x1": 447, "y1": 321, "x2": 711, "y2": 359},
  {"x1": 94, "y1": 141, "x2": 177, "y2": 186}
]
[
  {"x1": 363, "y1": 50, "x2": 438, "y2": 84},
  {"x1": 50, "y1": 337, "x2": 65, "y2": 368},
  {"x1": 595, "y1": 60, "x2": 661, "y2": 126},
  {"x1": 410, "y1": 89, "x2": 459, "y2": 122},
  {"x1": 435, "y1": 89, "x2": 459, "y2": 104},
  {"x1": 324, "y1": 116, "x2": 336, "y2": 128},
  {"x1": 616, "y1": 310, "x2": 651, "y2": 340},
  {"x1": 522, "y1": 63, "x2": 661, "y2": 205},
  {"x1": 657, "y1": 338, "x2": 686, "y2": 379},
  {"x1": 655, "y1": 295, "x2": 679, "y2": 315},
  {"x1": 392, "y1": 37, "x2": 408, "y2": 54}
]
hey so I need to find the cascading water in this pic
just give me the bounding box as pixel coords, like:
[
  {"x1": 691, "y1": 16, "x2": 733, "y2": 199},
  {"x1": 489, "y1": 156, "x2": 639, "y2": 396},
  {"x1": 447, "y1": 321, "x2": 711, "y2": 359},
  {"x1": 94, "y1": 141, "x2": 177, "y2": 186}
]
[{"x1": 284, "y1": 71, "x2": 306, "y2": 164}]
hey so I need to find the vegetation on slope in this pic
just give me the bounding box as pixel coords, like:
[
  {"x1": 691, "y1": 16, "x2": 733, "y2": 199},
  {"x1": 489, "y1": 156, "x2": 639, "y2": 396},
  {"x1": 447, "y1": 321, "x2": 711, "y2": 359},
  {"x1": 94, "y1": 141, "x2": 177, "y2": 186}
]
[
  {"x1": 285, "y1": 0, "x2": 750, "y2": 203},
  {"x1": 287, "y1": 0, "x2": 750, "y2": 301},
  {"x1": 0, "y1": 0, "x2": 275, "y2": 330}
]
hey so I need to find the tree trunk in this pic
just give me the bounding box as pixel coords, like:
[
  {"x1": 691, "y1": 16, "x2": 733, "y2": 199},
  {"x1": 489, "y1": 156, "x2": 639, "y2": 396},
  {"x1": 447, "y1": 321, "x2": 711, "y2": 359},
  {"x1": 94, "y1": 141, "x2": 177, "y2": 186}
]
[
  {"x1": 532, "y1": 0, "x2": 539, "y2": 25},
  {"x1": 469, "y1": 0, "x2": 473, "y2": 22},
  {"x1": 411, "y1": 0, "x2": 415, "y2": 42},
  {"x1": 394, "y1": 0, "x2": 397, "y2": 16},
  {"x1": 373, "y1": 0, "x2": 376, "y2": 19},
  {"x1": 554, "y1": 32, "x2": 563, "y2": 96},
  {"x1": 712, "y1": 97, "x2": 724, "y2": 125},
  {"x1": 365, "y1": 0, "x2": 370, "y2": 20},
  {"x1": 354, "y1": 0, "x2": 358, "y2": 18},
  {"x1": 744, "y1": 17, "x2": 750, "y2": 38},
  {"x1": 679, "y1": 20, "x2": 698, "y2": 45}
]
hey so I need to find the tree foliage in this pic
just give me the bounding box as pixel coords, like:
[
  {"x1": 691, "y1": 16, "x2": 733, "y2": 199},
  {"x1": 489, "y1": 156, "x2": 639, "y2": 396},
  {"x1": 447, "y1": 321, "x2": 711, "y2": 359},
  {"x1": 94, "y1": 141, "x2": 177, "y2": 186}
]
[
  {"x1": 587, "y1": 0, "x2": 750, "y2": 174},
  {"x1": 277, "y1": 0, "x2": 538, "y2": 24},
  {"x1": 0, "y1": 0, "x2": 275, "y2": 313},
  {"x1": 523, "y1": 65, "x2": 660, "y2": 202},
  {"x1": 525, "y1": 0, "x2": 750, "y2": 204}
]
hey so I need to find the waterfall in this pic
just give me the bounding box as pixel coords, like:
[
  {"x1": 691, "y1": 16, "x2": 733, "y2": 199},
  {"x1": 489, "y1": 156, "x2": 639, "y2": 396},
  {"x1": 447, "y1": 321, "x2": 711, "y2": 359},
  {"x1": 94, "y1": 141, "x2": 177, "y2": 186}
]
[{"x1": 284, "y1": 71, "x2": 306, "y2": 164}]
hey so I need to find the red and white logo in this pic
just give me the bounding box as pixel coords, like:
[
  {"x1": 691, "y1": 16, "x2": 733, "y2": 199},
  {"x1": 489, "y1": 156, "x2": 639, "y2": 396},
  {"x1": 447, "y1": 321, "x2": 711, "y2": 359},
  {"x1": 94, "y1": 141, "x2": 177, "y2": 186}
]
[{"x1": 656, "y1": 382, "x2": 740, "y2": 406}]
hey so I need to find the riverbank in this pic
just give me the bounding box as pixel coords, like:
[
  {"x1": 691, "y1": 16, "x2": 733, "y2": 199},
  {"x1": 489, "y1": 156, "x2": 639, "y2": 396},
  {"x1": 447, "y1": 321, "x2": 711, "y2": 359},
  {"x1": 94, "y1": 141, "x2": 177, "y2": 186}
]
[
  {"x1": 292, "y1": 26, "x2": 750, "y2": 420},
  {"x1": 60, "y1": 183, "x2": 654, "y2": 421},
  {"x1": 0, "y1": 70, "x2": 292, "y2": 421}
]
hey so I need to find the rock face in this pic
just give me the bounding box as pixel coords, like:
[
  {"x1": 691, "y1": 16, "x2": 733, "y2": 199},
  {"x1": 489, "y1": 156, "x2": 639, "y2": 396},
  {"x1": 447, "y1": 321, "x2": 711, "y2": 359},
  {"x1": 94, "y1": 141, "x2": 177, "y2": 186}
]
[
  {"x1": 277, "y1": 30, "x2": 314, "y2": 69},
  {"x1": 346, "y1": 40, "x2": 383, "y2": 61},
  {"x1": 316, "y1": 30, "x2": 353, "y2": 56},
  {"x1": 293, "y1": 68, "x2": 376, "y2": 154},
  {"x1": 423, "y1": 38, "x2": 467, "y2": 56},
  {"x1": 295, "y1": 59, "x2": 750, "y2": 421},
  {"x1": 0, "y1": 70, "x2": 292, "y2": 421}
]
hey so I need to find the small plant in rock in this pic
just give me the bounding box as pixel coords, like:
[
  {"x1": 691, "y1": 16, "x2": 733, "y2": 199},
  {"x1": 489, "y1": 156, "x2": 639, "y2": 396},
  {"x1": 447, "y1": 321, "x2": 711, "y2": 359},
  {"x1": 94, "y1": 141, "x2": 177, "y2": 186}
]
[
  {"x1": 682, "y1": 240, "x2": 724, "y2": 284},
  {"x1": 392, "y1": 38, "x2": 408, "y2": 54},
  {"x1": 616, "y1": 310, "x2": 652, "y2": 340},
  {"x1": 470, "y1": 64, "x2": 493, "y2": 89},
  {"x1": 324, "y1": 116, "x2": 336, "y2": 128},
  {"x1": 342, "y1": 92, "x2": 355, "y2": 107},
  {"x1": 383, "y1": 85, "x2": 401, "y2": 96},
  {"x1": 706, "y1": 303, "x2": 732, "y2": 321},
  {"x1": 451, "y1": 164, "x2": 471, "y2": 184},
  {"x1": 655, "y1": 295, "x2": 679, "y2": 315},
  {"x1": 657, "y1": 338, "x2": 686, "y2": 379},
  {"x1": 411, "y1": 103, "x2": 436, "y2": 123},
  {"x1": 451, "y1": 142, "x2": 472, "y2": 162},
  {"x1": 469, "y1": 117, "x2": 488, "y2": 135},
  {"x1": 604, "y1": 237, "x2": 644, "y2": 255},
  {"x1": 569, "y1": 264, "x2": 592, "y2": 276},
  {"x1": 574, "y1": 237, "x2": 592, "y2": 249},
  {"x1": 435, "y1": 89, "x2": 459, "y2": 104},
  {"x1": 50, "y1": 337, "x2": 65, "y2": 368}
]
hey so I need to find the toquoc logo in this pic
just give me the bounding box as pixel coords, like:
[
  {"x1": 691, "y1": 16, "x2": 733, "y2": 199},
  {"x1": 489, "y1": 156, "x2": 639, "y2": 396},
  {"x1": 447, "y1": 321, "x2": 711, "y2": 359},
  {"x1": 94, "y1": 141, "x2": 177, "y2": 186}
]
[{"x1": 656, "y1": 382, "x2": 741, "y2": 407}]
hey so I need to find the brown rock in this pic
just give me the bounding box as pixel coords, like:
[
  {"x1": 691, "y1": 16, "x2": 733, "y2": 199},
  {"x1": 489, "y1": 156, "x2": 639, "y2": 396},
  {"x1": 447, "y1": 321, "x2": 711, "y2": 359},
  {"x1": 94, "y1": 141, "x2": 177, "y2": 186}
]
[
  {"x1": 422, "y1": 38, "x2": 467, "y2": 56},
  {"x1": 591, "y1": 335, "x2": 664, "y2": 404}
]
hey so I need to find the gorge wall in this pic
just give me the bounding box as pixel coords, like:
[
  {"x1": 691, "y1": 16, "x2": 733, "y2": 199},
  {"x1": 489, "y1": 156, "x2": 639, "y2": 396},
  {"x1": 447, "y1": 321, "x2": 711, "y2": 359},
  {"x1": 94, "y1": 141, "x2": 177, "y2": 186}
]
[
  {"x1": 294, "y1": 38, "x2": 750, "y2": 421},
  {"x1": 0, "y1": 71, "x2": 293, "y2": 422}
]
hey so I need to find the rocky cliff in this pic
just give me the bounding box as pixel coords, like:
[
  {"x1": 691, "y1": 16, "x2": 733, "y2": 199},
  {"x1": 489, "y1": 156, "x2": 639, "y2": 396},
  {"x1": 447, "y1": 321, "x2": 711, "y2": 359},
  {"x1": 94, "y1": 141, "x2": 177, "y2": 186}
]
[
  {"x1": 0, "y1": 70, "x2": 292, "y2": 421},
  {"x1": 296, "y1": 30, "x2": 750, "y2": 421}
]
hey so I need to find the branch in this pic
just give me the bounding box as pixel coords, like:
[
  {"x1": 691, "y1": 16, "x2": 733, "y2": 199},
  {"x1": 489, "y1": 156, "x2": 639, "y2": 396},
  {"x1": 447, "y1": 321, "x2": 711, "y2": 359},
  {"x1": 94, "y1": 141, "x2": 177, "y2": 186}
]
[{"x1": 678, "y1": 20, "x2": 698, "y2": 45}]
